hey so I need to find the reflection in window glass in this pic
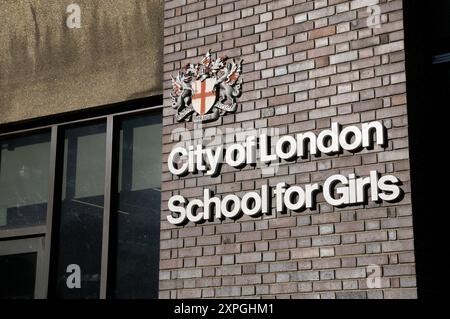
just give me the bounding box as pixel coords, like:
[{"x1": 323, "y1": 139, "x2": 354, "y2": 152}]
[
  {"x1": 0, "y1": 132, "x2": 50, "y2": 229},
  {"x1": 54, "y1": 122, "x2": 106, "y2": 299},
  {"x1": 112, "y1": 113, "x2": 162, "y2": 298}
]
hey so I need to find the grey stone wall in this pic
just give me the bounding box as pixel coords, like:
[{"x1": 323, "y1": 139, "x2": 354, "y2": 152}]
[{"x1": 0, "y1": 0, "x2": 163, "y2": 124}]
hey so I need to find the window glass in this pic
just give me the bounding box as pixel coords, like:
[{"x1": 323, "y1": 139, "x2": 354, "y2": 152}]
[
  {"x1": 54, "y1": 122, "x2": 106, "y2": 298},
  {"x1": 0, "y1": 252, "x2": 37, "y2": 299},
  {"x1": 112, "y1": 113, "x2": 162, "y2": 298},
  {"x1": 0, "y1": 131, "x2": 51, "y2": 229},
  {"x1": 0, "y1": 108, "x2": 163, "y2": 299}
]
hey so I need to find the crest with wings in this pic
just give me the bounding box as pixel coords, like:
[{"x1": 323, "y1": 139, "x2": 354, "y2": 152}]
[{"x1": 170, "y1": 50, "x2": 243, "y2": 122}]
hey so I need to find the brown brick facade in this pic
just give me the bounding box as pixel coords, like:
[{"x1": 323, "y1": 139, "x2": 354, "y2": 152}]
[{"x1": 160, "y1": 0, "x2": 416, "y2": 299}]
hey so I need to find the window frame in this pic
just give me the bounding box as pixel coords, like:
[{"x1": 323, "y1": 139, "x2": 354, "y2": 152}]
[
  {"x1": 0, "y1": 236, "x2": 46, "y2": 298},
  {"x1": 0, "y1": 103, "x2": 163, "y2": 299}
]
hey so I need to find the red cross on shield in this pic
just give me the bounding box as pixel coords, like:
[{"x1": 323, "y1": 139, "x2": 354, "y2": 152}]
[{"x1": 192, "y1": 78, "x2": 216, "y2": 115}]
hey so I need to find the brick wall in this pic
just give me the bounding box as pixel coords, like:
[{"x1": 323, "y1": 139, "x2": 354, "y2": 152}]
[{"x1": 160, "y1": 0, "x2": 416, "y2": 299}]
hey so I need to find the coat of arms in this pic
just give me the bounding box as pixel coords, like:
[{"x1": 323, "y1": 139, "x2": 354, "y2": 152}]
[{"x1": 171, "y1": 50, "x2": 243, "y2": 122}]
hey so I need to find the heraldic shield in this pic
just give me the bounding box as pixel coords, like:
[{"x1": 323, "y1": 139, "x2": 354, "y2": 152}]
[
  {"x1": 171, "y1": 49, "x2": 243, "y2": 122},
  {"x1": 191, "y1": 78, "x2": 217, "y2": 116}
]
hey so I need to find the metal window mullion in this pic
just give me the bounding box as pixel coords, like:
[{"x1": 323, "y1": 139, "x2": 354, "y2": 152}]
[
  {"x1": 0, "y1": 105, "x2": 162, "y2": 138},
  {"x1": 0, "y1": 225, "x2": 46, "y2": 239},
  {"x1": 100, "y1": 115, "x2": 114, "y2": 299},
  {"x1": 41, "y1": 125, "x2": 59, "y2": 298}
]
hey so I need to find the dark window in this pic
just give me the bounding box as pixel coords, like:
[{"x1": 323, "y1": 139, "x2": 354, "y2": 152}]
[
  {"x1": 53, "y1": 122, "x2": 107, "y2": 298},
  {"x1": 0, "y1": 253, "x2": 37, "y2": 299},
  {"x1": 110, "y1": 113, "x2": 162, "y2": 298},
  {"x1": 0, "y1": 237, "x2": 46, "y2": 299},
  {"x1": 0, "y1": 131, "x2": 51, "y2": 230},
  {"x1": 0, "y1": 132, "x2": 50, "y2": 299},
  {"x1": 0, "y1": 102, "x2": 162, "y2": 299}
]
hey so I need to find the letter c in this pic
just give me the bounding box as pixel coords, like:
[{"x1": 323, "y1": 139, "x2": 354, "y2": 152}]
[
  {"x1": 186, "y1": 199, "x2": 204, "y2": 223},
  {"x1": 168, "y1": 147, "x2": 188, "y2": 175}
]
